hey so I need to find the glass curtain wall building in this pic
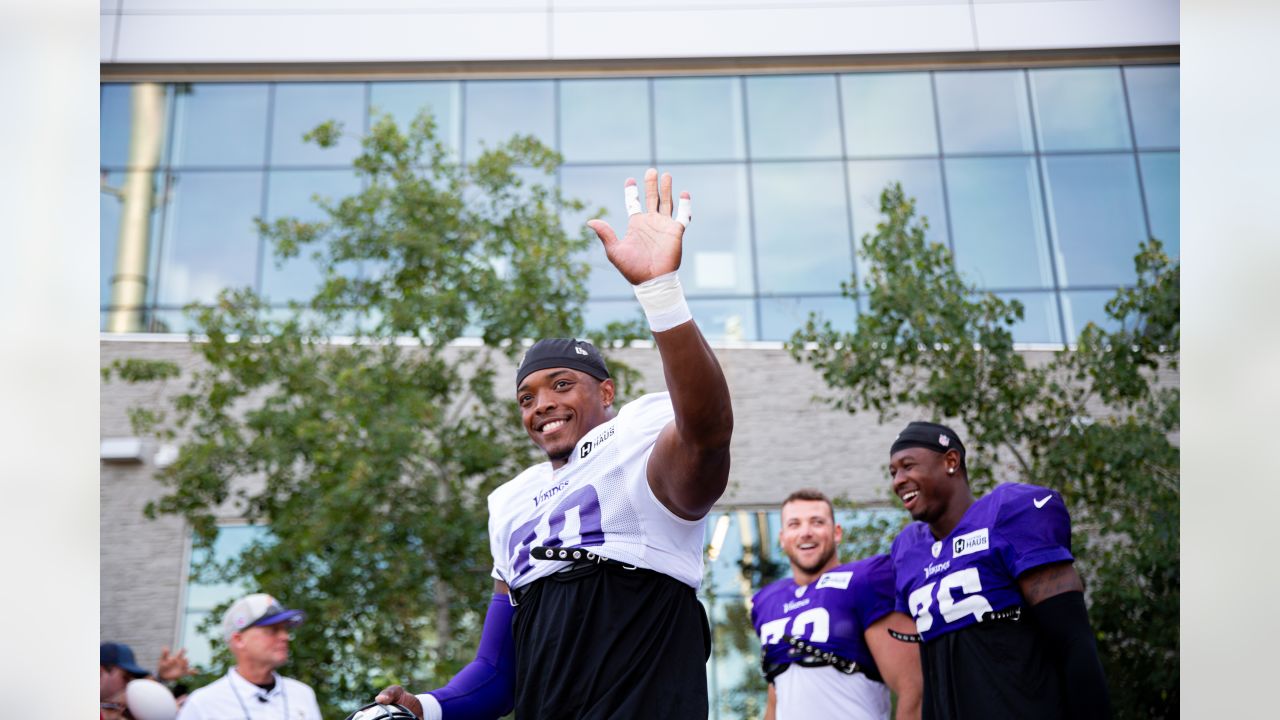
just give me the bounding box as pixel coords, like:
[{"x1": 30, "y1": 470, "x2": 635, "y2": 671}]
[{"x1": 101, "y1": 64, "x2": 1179, "y2": 344}]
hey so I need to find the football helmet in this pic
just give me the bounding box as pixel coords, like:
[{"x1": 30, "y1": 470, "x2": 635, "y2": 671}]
[{"x1": 345, "y1": 702, "x2": 419, "y2": 720}]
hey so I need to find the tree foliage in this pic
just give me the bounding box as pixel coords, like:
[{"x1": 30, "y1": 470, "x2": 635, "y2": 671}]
[
  {"x1": 789, "y1": 184, "x2": 1179, "y2": 718},
  {"x1": 103, "y1": 112, "x2": 645, "y2": 716}
]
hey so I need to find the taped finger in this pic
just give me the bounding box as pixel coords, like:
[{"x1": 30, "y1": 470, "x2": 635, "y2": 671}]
[
  {"x1": 675, "y1": 192, "x2": 692, "y2": 228},
  {"x1": 624, "y1": 180, "x2": 642, "y2": 216}
]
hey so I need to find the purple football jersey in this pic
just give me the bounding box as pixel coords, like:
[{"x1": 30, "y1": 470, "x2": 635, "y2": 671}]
[
  {"x1": 751, "y1": 554, "x2": 896, "y2": 671},
  {"x1": 890, "y1": 483, "x2": 1074, "y2": 641}
]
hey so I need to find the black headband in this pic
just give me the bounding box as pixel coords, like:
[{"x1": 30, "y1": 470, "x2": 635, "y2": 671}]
[
  {"x1": 516, "y1": 338, "x2": 610, "y2": 388},
  {"x1": 890, "y1": 421, "x2": 966, "y2": 461}
]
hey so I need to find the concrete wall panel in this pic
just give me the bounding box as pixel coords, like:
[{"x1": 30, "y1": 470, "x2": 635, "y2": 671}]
[{"x1": 114, "y1": 11, "x2": 550, "y2": 63}]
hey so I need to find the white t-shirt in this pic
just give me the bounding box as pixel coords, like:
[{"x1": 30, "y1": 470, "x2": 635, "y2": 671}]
[
  {"x1": 175, "y1": 668, "x2": 322, "y2": 720},
  {"x1": 775, "y1": 665, "x2": 891, "y2": 720},
  {"x1": 488, "y1": 393, "x2": 706, "y2": 590}
]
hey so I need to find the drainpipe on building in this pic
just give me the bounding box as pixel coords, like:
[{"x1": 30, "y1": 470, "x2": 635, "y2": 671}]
[{"x1": 106, "y1": 82, "x2": 165, "y2": 333}]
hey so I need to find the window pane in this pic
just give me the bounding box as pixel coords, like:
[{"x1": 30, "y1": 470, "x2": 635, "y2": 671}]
[
  {"x1": 840, "y1": 72, "x2": 938, "y2": 157},
  {"x1": 270, "y1": 83, "x2": 366, "y2": 167},
  {"x1": 583, "y1": 300, "x2": 646, "y2": 334},
  {"x1": 261, "y1": 170, "x2": 362, "y2": 304},
  {"x1": 1042, "y1": 154, "x2": 1147, "y2": 287},
  {"x1": 944, "y1": 157, "x2": 1053, "y2": 289},
  {"x1": 1139, "y1": 152, "x2": 1179, "y2": 259},
  {"x1": 935, "y1": 70, "x2": 1035, "y2": 153},
  {"x1": 689, "y1": 298, "x2": 756, "y2": 342},
  {"x1": 560, "y1": 79, "x2": 650, "y2": 163},
  {"x1": 559, "y1": 164, "x2": 653, "y2": 300},
  {"x1": 369, "y1": 81, "x2": 462, "y2": 156},
  {"x1": 994, "y1": 291, "x2": 1062, "y2": 345},
  {"x1": 157, "y1": 171, "x2": 265, "y2": 304},
  {"x1": 1030, "y1": 67, "x2": 1131, "y2": 152},
  {"x1": 171, "y1": 84, "x2": 270, "y2": 167},
  {"x1": 464, "y1": 80, "x2": 555, "y2": 162},
  {"x1": 751, "y1": 162, "x2": 852, "y2": 293},
  {"x1": 1062, "y1": 289, "x2": 1123, "y2": 342},
  {"x1": 181, "y1": 525, "x2": 271, "y2": 669},
  {"x1": 759, "y1": 295, "x2": 856, "y2": 342},
  {"x1": 101, "y1": 170, "x2": 164, "y2": 311},
  {"x1": 847, "y1": 159, "x2": 947, "y2": 283},
  {"x1": 102, "y1": 83, "x2": 170, "y2": 170},
  {"x1": 745, "y1": 75, "x2": 842, "y2": 159},
  {"x1": 666, "y1": 164, "x2": 753, "y2": 296},
  {"x1": 653, "y1": 76, "x2": 746, "y2": 162},
  {"x1": 1124, "y1": 65, "x2": 1179, "y2": 149}
]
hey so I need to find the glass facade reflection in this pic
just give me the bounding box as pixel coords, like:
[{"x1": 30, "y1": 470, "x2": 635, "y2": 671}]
[{"x1": 101, "y1": 64, "x2": 1178, "y2": 342}]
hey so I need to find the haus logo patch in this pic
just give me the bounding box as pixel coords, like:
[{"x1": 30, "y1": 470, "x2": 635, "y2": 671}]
[{"x1": 952, "y1": 528, "x2": 989, "y2": 558}]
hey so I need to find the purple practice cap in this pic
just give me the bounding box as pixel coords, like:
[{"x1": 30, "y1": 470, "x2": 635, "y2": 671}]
[{"x1": 221, "y1": 593, "x2": 305, "y2": 640}]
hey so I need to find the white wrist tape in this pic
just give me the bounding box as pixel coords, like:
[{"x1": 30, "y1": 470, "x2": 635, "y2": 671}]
[
  {"x1": 633, "y1": 271, "x2": 692, "y2": 332},
  {"x1": 417, "y1": 693, "x2": 443, "y2": 720}
]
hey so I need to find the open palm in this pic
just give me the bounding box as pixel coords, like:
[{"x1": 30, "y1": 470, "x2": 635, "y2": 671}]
[{"x1": 587, "y1": 169, "x2": 690, "y2": 286}]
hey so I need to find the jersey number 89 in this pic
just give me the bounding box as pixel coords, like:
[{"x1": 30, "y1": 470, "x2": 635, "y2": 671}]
[{"x1": 907, "y1": 567, "x2": 993, "y2": 632}]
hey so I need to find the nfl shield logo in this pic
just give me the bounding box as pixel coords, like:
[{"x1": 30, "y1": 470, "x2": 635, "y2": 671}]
[
  {"x1": 931, "y1": 541, "x2": 942, "y2": 558},
  {"x1": 939, "y1": 434, "x2": 950, "y2": 447}
]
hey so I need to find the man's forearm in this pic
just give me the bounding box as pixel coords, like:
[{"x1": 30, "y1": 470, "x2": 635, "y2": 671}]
[
  {"x1": 652, "y1": 320, "x2": 733, "y2": 450},
  {"x1": 417, "y1": 594, "x2": 516, "y2": 720},
  {"x1": 1028, "y1": 591, "x2": 1112, "y2": 719}
]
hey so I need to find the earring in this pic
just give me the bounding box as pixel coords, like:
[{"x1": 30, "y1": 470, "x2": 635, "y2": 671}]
[{"x1": 947, "y1": 467, "x2": 955, "y2": 475}]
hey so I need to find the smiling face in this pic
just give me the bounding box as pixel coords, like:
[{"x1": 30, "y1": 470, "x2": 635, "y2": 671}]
[
  {"x1": 517, "y1": 367, "x2": 616, "y2": 468},
  {"x1": 779, "y1": 498, "x2": 843, "y2": 583},
  {"x1": 890, "y1": 445, "x2": 964, "y2": 527}
]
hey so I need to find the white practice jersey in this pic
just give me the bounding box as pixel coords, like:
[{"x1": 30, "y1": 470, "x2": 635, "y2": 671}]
[
  {"x1": 775, "y1": 665, "x2": 891, "y2": 720},
  {"x1": 488, "y1": 392, "x2": 706, "y2": 590}
]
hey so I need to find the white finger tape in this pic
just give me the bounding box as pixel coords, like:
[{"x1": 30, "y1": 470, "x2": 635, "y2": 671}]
[
  {"x1": 624, "y1": 184, "x2": 642, "y2": 216},
  {"x1": 675, "y1": 196, "x2": 692, "y2": 228}
]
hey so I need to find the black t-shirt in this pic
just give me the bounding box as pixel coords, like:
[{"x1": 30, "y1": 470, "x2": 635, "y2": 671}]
[
  {"x1": 511, "y1": 562, "x2": 711, "y2": 719},
  {"x1": 920, "y1": 616, "x2": 1064, "y2": 720}
]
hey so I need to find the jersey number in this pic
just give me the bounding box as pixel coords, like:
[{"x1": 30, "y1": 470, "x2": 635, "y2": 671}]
[
  {"x1": 509, "y1": 484, "x2": 605, "y2": 578},
  {"x1": 759, "y1": 607, "x2": 830, "y2": 646},
  {"x1": 907, "y1": 567, "x2": 994, "y2": 633}
]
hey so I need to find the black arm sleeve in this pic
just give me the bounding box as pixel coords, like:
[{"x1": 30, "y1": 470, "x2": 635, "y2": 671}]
[{"x1": 1027, "y1": 591, "x2": 1112, "y2": 719}]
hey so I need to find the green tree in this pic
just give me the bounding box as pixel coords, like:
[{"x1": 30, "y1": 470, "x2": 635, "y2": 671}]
[
  {"x1": 789, "y1": 184, "x2": 1179, "y2": 718},
  {"x1": 103, "y1": 112, "x2": 645, "y2": 717}
]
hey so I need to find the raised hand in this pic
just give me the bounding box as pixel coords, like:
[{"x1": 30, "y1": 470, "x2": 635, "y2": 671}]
[
  {"x1": 155, "y1": 646, "x2": 195, "y2": 682},
  {"x1": 586, "y1": 168, "x2": 692, "y2": 286}
]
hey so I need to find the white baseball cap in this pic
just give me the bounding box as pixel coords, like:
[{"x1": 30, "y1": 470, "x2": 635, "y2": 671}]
[{"x1": 222, "y1": 593, "x2": 305, "y2": 640}]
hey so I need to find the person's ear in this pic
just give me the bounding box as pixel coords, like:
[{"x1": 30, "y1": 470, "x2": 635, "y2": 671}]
[
  {"x1": 833, "y1": 522, "x2": 843, "y2": 544},
  {"x1": 599, "y1": 378, "x2": 616, "y2": 408}
]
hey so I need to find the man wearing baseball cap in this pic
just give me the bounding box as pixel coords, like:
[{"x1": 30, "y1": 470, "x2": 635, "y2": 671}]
[
  {"x1": 101, "y1": 641, "x2": 151, "y2": 715},
  {"x1": 176, "y1": 593, "x2": 322, "y2": 720}
]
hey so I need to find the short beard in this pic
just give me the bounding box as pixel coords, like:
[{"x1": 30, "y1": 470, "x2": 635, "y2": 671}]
[
  {"x1": 792, "y1": 546, "x2": 836, "y2": 576},
  {"x1": 545, "y1": 445, "x2": 573, "y2": 463}
]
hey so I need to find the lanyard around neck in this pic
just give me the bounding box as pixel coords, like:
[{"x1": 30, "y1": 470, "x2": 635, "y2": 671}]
[{"x1": 227, "y1": 670, "x2": 290, "y2": 720}]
